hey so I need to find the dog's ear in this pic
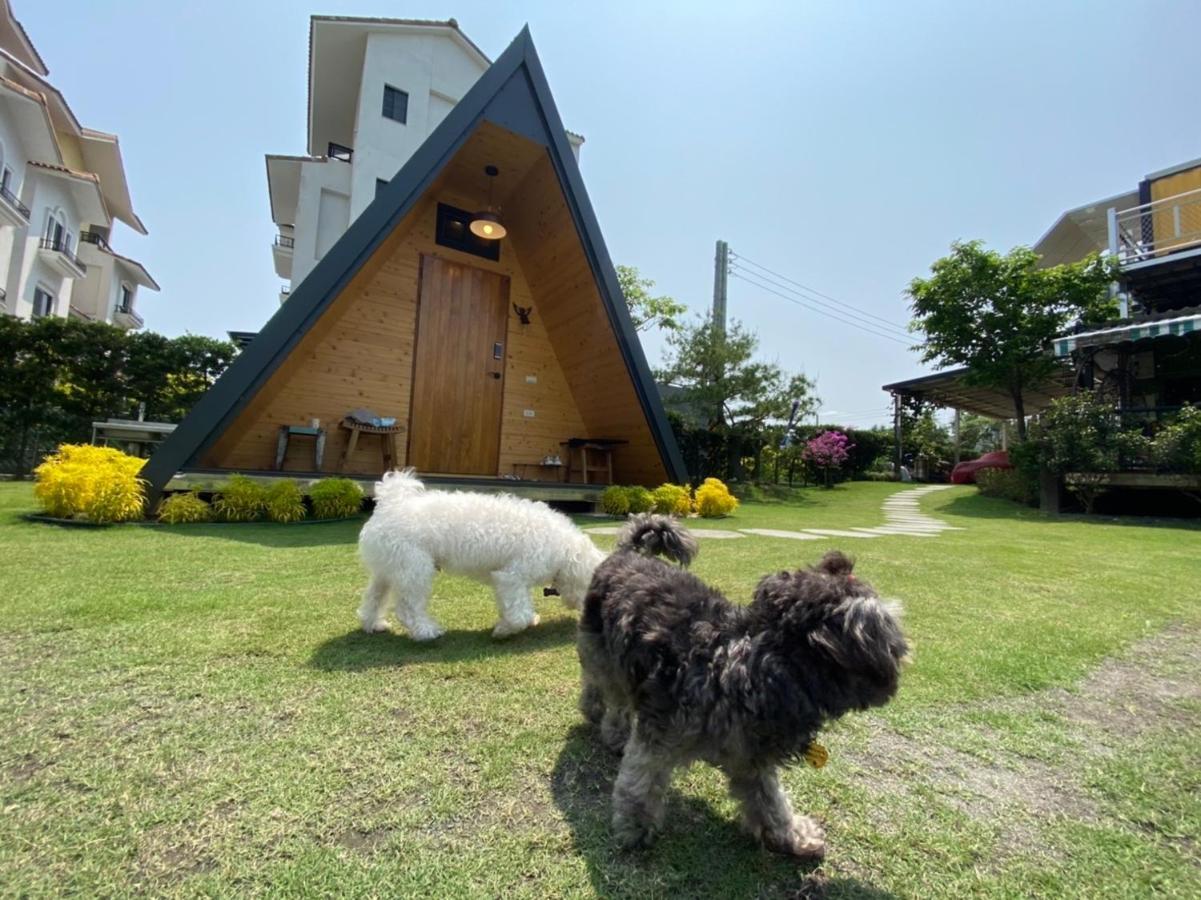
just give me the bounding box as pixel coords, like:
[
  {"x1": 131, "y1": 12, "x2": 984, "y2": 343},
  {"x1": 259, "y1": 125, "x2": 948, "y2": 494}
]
[{"x1": 815, "y1": 551, "x2": 854, "y2": 577}]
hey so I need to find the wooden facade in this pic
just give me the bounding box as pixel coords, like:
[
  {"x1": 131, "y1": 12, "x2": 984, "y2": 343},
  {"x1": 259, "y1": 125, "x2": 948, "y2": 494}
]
[{"x1": 142, "y1": 30, "x2": 684, "y2": 501}]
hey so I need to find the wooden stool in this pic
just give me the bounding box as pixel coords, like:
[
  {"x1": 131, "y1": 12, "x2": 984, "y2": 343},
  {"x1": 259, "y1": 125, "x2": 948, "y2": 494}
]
[
  {"x1": 274, "y1": 425, "x2": 326, "y2": 471},
  {"x1": 339, "y1": 418, "x2": 406, "y2": 473}
]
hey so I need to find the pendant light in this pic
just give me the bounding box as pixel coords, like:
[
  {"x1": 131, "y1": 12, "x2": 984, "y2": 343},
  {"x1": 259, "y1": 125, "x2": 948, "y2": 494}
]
[{"x1": 470, "y1": 165, "x2": 507, "y2": 240}]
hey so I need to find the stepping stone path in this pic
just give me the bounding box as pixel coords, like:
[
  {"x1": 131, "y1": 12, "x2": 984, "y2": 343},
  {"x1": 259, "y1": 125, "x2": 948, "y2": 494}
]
[{"x1": 583, "y1": 485, "x2": 962, "y2": 542}]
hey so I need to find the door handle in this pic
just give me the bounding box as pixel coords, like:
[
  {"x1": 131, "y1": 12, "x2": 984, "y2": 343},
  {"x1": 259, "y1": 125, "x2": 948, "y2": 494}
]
[{"x1": 488, "y1": 371, "x2": 501, "y2": 380}]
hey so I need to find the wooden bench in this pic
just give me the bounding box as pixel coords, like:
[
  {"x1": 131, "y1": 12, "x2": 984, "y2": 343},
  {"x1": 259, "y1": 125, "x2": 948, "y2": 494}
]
[
  {"x1": 339, "y1": 418, "x2": 406, "y2": 473},
  {"x1": 274, "y1": 425, "x2": 326, "y2": 471},
  {"x1": 559, "y1": 438, "x2": 627, "y2": 485}
]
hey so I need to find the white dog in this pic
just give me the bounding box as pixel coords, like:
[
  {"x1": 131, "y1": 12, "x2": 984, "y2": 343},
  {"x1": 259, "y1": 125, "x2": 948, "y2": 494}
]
[{"x1": 357, "y1": 469, "x2": 606, "y2": 640}]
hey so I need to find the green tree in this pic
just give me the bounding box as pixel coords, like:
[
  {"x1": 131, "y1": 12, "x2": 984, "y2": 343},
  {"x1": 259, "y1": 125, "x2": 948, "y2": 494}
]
[
  {"x1": 657, "y1": 315, "x2": 816, "y2": 480},
  {"x1": 0, "y1": 318, "x2": 237, "y2": 474},
  {"x1": 617, "y1": 264, "x2": 687, "y2": 333},
  {"x1": 908, "y1": 241, "x2": 1117, "y2": 440}
]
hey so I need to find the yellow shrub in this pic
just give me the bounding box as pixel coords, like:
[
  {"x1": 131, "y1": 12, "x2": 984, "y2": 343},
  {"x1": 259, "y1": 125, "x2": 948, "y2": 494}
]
[
  {"x1": 158, "y1": 491, "x2": 213, "y2": 524},
  {"x1": 600, "y1": 485, "x2": 630, "y2": 516},
  {"x1": 694, "y1": 477, "x2": 739, "y2": 518},
  {"x1": 651, "y1": 483, "x2": 692, "y2": 517},
  {"x1": 265, "y1": 480, "x2": 306, "y2": 523},
  {"x1": 33, "y1": 444, "x2": 146, "y2": 523},
  {"x1": 213, "y1": 475, "x2": 267, "y2": 522}
]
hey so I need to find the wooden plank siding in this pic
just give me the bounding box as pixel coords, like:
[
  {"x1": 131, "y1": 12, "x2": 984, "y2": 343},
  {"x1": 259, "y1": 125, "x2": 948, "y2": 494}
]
[
  {"x1": 201, "y1": 185, "x2": 591, "y2": 479},
  {"x1": 505, "y1": 155, "x2": 668, "y2": 485},
  {"x1": 198, "y1": 120, "x2": 668, "y2": 486}
]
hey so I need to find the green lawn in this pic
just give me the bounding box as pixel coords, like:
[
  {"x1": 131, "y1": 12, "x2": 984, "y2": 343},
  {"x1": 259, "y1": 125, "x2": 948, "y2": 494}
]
[{"x1": 1, "y1": 481, "x2": 1198, "y2": 898}]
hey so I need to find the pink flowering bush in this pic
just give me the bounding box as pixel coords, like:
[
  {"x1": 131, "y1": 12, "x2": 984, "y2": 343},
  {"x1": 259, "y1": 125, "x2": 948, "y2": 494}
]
[{"x1": 803, "y1": 430, "x2": 853, "y2": 487}]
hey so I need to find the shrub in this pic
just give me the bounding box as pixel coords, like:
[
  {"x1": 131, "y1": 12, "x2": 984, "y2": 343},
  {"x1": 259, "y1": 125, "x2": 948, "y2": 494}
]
[
  {"x1": 802, "y1": 430, "x2": 853, "y2": 487},
  {"x1": 265, "y1": 480, "x2": 307, "y2": 523},
  {"x1": 976, "y1": 467, "x2": 1037, "y2": 506},
  {"x1": 212, "y1": 475, "x2": 267, "y2": 522},
  {"x1": 310, "y1": 478, "x2": 364, "y2": 519},
  {"x1": 1151, "y1": 404, "x2": 1201, "y2": 473},
  {"x1": 33, "y1": 444, "x2": 146, "y2": 523},
  {"x1": 651, "y1": 483, "x2": 692, "y2": 516},
  {"x1": 600, "y1": 485, "x2": 630, "y2": 516},
  {"x1": 157, "y1": 491, "x2": 212, "y2": 524},
  {"x1": 694, "y1": 477, "x2": 739, "y2": 518},
  {"x1": 625, "y1": 486, "x2": 654, "y2": 514}
]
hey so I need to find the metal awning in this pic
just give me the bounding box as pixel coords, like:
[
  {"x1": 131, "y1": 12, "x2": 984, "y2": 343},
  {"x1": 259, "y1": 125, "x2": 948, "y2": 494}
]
[
  {"x1": 1053, "y1": 313, "x2": 1201, "y2": 357},
  {"x1": 882, "y1": 365, "x2": 1076, "y2": 420}
]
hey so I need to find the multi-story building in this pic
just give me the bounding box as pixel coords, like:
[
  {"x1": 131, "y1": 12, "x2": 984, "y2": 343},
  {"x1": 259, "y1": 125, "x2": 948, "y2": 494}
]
[
  {"x1": 1037, "y1": 157, "x2": 1201, "y2": 411},
  {"x1": 267, "y1": 16, "x2": 582, "y2": 300},
  {"x1": 0, "y1": 0, "x2": 156, "y2": 328}
]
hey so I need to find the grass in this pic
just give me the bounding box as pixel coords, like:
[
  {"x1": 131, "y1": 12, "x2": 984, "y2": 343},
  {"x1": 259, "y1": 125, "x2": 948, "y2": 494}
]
[{"x1": 1, "y1": 480, "x2": 1199, "y2": 898}]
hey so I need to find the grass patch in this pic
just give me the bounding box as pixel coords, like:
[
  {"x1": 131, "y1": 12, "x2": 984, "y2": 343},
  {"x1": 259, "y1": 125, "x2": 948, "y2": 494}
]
[{"x1": 0, "y1": 482, "x2": 1199, "y2": 897}]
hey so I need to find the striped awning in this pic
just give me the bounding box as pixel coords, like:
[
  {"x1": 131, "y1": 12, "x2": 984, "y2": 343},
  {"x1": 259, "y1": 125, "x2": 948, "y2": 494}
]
[{"x1": 1054, "y1": 313, "x2": 1201, "y2": 357}]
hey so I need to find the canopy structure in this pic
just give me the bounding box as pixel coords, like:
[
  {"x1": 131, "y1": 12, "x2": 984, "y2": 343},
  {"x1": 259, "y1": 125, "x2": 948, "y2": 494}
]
[
  {"x1": 1053, "y1": 313, "x2": 1201, "y2": 358},
  {"x1": 882, "y1": 366, "x2": 1076, "y2": 420}
]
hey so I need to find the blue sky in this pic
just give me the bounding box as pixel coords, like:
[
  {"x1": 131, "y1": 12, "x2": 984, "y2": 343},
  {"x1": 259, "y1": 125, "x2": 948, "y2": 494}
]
[{"x1": 22, "y1": 1, "x2": 1201, "y2": 427}]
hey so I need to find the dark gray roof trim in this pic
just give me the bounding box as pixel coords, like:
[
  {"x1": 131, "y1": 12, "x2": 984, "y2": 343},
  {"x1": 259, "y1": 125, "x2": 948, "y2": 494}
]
[{"x1": 143, "y1": 27, "x2": 685, "y2": 497}]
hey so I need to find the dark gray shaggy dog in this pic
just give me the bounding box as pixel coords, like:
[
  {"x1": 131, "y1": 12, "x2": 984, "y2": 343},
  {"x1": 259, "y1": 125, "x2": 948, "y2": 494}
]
[{"x1": 577, "y1": 514, "x2": 908, "y2": 859}]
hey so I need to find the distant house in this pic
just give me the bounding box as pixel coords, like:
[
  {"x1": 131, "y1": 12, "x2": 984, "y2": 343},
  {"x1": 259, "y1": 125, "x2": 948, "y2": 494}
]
[
  {"x1": 0, "y1": 0, "x2": 157, "y2": 328},
  {"x1": 142, "y1": 28, "x2": 685, "y2": 505},
  {"x1": 885, "y1": 157, "x2": 1201, "y2": 426},
  {"x1": 266, "y1": 15, "x2": 583, "y2": 305},
  {"x1": 1040, "y1": 157, "x2": 1201, "y2": 414}
]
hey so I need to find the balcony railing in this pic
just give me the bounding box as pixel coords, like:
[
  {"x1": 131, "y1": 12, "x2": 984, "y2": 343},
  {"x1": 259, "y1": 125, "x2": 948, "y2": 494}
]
[
  {"x1": 1109, "y1": 186, "x2": 1201, "y2": 265},
  {"x1": 274, "y1": 234, "x2": 294, "y2": 249},
  {"x1": 115, "y1": 303, "x2": 143, "y2": 328},
  {"x1": 327, "y1": 142, "x2": 353, "y2": 162},
  {"x1": 79, "y1": 229, "x2": 111, "y2": 251},
  {"x1": 0, "y1": 183, "x2": 30, "y2": 220},
  {"x1": 39, "y1": 237, "x2": 86, "y2": 272}
]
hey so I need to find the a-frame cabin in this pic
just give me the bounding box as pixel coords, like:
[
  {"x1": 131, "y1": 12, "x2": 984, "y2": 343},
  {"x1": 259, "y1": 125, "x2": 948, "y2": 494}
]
[{"x1": 142, "y1": 28, "x2": 686, "y2": 504}]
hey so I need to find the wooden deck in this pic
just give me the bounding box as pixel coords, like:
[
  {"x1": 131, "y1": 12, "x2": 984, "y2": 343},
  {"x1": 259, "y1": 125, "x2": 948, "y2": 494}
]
[{"x1": 164, "y1": 468, "x2": 607, "y2": 505}]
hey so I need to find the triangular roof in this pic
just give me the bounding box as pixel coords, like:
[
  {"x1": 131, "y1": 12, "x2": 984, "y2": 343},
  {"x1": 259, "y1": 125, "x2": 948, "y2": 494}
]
[{"x1": 142, "y1": 27, "x2": 686, "y2": 497}]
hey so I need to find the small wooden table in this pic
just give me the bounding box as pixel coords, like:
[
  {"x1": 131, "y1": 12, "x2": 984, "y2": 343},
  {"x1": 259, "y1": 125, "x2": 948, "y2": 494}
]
[
  {"x1": 275, "y1": 425, "x2": 326, "y2": 471},
  {"x1": 339, "y1": 418, "x2": 406, "y2": 473},
  {"x1": 559, "y1": 438, "x2": 627, "y2": 485}
]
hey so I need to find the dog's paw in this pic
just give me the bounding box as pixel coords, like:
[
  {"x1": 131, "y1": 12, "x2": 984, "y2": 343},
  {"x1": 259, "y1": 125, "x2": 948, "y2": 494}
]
[
  {"x1": 362, "y1": 620, "x2": 391, "y2": 634},
  {"x1": 491, "y1": 615, "x2": 538, "y2": 639},
  {"x1": 613, "y1": 816, "x2": 658, "y2": 851},
  {"x1": 408, "y1": 623, "x2": 445, "y2": 641},
  {"x1": 765, "y1": 816, "x2": 826, "y2": 860}
]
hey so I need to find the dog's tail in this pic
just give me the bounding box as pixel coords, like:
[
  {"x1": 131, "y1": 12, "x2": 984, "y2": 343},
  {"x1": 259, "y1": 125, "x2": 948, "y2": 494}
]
[
  {"x1": 373, "y1": 468, "x2": 425, "y2": 508},
  {"x1": 615, "y1": 513, "x2": 698, "y2": 567}
]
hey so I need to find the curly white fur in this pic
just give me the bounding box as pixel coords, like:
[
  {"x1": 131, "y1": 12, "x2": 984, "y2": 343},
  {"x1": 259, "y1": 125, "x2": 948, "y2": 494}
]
[{"x1": 357, "y1": 469, "x2": 606, "y2": 640}]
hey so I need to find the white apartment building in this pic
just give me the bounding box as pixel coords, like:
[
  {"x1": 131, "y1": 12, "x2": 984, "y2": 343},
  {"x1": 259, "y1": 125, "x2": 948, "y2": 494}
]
[
  {"x1": 267, "y1": 16, "x2": 583, "y2": 300},
  {"x1": 0, "y1": 0, "x2": 156, "y2": 329}
]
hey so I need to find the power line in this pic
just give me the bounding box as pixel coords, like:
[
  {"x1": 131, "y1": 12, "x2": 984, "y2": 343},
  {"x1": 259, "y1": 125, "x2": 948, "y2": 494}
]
[
  {"x1": 730, "y1": 270, "x2": 912, "y2": 346},
  {"x1": 729, "y1": 261, "x2": 912, "y2": 340},
  {"x1": 730, "y1": 251, "x2": 911, "y2": 334}
]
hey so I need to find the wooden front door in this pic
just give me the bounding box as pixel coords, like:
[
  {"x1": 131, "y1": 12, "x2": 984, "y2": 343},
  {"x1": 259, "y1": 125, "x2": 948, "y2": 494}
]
[{"x1": 408, "y1": 255, "x2": 509, "y2": 475}]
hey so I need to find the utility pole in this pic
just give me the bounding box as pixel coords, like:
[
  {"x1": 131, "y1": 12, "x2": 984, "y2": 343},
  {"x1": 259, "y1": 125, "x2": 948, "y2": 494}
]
[{"x1": 712, "y1": 240, "x2": 729, "y2": 334}]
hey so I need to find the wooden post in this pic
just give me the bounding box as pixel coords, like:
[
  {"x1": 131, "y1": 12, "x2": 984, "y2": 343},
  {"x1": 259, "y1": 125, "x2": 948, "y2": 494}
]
[
  {"x1": 952, "y1": 408, "x2": 961, "y2": 465},
  {"x1": 893, "y1": 393, "x2": 903, "y2": 476}
]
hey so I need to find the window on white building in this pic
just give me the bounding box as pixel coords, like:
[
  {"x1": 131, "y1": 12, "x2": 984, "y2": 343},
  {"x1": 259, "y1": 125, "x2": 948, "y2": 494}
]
[
  {"x1": 43, "y1": 210, "x2": 70, "y2": 251},
  {"x1": 382, "y1": 85, "x2": 408, "y2": 124},
  {"x1": 119, "y1": 283, "x2": 134, "y2": 313},
  {"x1": 32, "y1": 286, "x2": 55, "y2": 319}
]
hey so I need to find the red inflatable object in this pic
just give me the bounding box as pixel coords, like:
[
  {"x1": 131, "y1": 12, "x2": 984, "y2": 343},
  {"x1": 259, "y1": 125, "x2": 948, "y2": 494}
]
[{"x1": 950, "y1": 450, "x2": 1011, "y2": 484}]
